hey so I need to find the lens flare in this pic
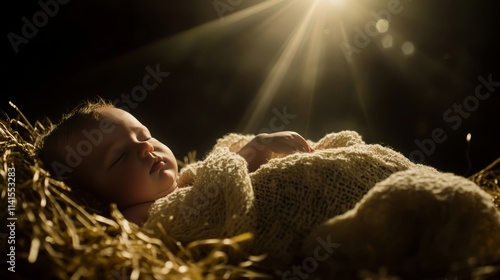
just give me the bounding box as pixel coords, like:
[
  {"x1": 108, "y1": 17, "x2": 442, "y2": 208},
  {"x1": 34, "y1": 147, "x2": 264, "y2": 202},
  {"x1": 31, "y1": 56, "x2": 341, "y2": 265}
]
[
  {"x1": 376, "y1": 19, "x2": 389, "y2": 33},
  {"x1": 402, "y1": 41, "x2": 415, "y2": 55},
  {"x1": 381, "y1": 34, "x2": 393, "y2": 48}
]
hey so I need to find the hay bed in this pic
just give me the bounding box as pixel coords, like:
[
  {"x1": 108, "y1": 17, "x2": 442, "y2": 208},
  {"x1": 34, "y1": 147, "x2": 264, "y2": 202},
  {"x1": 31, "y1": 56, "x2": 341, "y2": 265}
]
[{"x1": 0, "y1": 104, "x2": 499, "y2": 280}]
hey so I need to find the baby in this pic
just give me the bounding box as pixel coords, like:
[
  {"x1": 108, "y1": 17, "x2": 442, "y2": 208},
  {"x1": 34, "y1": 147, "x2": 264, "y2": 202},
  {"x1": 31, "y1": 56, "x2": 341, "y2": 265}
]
[
  {"x1": 37, "y1": 99, "x2": 313, "y2": 225},
  {"x1": 38, "y1": 99, "x2": 500, "y2": 278}
]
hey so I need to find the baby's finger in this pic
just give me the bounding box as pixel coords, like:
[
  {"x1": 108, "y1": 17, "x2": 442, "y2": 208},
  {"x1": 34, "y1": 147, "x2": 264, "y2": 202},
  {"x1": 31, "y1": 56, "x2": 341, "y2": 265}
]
[
  {"x1": 287, "y1": 133, "x2": 314, "y2": 152},
  {"x1": 269, "y1": 134, "x2": 311, "y2": 154},
  {"x1": 266, "y1": 139, "x2": 297, "y2": 155},
  {"x1": 259, "y1": 131, "x2": 313, "y2": 154}
]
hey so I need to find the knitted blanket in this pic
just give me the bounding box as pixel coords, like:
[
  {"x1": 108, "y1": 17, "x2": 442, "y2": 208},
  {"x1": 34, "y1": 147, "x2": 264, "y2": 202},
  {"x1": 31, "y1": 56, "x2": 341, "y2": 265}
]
[
  {"x1": 303, "y1": 169, "x2": 500, "y2": 278},
  {"x1": 143, "y1": 131, "x2": 432, "y2": 268}
]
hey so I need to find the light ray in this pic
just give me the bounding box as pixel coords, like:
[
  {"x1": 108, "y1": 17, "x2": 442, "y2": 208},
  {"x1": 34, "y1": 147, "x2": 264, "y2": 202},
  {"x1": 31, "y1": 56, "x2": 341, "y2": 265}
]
[
  {"x1": 90, "y1": 0, "x2": 289, "y2": 68},
  {"x1": 80, "y1": 0, "x2": 443, "y2": 142},
  {"x1": 300, "y1": 1, "x2": 328, "y2": 136},
  {"x1": 241, "y1": 0, "x2": 321, "y2": 132},
  {"x1": 336, "y1": 12, "x2": 376, "y2": 136},
  {"x1": 149, "y1": 0, "x2": 289, "y2": 61},
  {"x1": 80, "y1": 0, "x2": 291, "y2": 88}
]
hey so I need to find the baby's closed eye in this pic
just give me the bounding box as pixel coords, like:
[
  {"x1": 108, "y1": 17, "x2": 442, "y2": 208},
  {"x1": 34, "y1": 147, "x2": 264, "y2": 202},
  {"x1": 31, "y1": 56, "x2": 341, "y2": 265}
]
[{"x1": 110, "y1": 152, "x2": 126, "y2": 168}]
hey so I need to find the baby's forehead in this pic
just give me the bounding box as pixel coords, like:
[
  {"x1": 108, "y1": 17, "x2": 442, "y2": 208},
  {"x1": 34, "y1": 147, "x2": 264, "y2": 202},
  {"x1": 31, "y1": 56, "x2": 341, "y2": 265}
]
[
  {"x1": 65, "y1": 108, "x2": 145, "y2": 148},
  {"x1": 79, "y1": 109, "x2": 146, "y2": 141},
  {"x1": 95, "y1": 107, "x2": 143, "y2": 128}
]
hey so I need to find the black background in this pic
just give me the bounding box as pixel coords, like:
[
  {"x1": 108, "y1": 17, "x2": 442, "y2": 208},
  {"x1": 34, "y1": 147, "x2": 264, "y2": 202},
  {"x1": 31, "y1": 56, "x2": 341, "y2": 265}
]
[{"x1": 2, "y1": 0, "x2": 499, "y2": 175}]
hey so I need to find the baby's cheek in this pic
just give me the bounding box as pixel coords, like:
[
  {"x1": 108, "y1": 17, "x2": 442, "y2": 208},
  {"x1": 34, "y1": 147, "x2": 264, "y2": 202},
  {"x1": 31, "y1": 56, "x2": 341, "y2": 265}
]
[{"x1": 117, "y1": 166, "x2": 148, "y2": 194}]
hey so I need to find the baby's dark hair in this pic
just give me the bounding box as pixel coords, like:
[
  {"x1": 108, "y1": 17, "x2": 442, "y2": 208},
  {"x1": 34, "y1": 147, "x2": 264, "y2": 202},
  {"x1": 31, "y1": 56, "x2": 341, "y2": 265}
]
[{"x1": 36, "y1": 97, "x2": 115, "y2": 214}]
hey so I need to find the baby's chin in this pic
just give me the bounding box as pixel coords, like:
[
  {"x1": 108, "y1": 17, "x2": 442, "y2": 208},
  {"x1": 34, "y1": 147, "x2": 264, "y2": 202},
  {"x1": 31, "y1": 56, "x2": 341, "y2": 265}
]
[
  {"x1": 162, "y1": 168, "x2": 177, "y2": 188},
  {"x1": 155, "y1": 172, "x2": 178, "y2": 199}
]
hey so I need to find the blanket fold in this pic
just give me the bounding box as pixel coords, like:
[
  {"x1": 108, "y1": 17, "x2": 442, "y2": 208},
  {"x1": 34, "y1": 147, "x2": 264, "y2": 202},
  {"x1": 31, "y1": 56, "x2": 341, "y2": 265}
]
[
  {"x1": 302, "y1": 169, "x2": 500, "y2": 278},
  {"x1": 144, "y1": 131, "x2": 432, "y2": 268}
]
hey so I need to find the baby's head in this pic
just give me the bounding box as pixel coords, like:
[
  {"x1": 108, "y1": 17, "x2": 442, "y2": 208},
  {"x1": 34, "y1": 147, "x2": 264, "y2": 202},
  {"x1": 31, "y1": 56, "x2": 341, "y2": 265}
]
[{"x1": 37, "y1": 99, "x2": 178, "y2": 214}]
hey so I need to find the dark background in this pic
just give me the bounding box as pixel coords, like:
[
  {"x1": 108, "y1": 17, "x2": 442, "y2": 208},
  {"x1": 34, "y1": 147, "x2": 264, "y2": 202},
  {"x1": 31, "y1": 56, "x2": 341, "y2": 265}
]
[{"x1": 2, "y1": 0, "x2": 499, "y2": 175}]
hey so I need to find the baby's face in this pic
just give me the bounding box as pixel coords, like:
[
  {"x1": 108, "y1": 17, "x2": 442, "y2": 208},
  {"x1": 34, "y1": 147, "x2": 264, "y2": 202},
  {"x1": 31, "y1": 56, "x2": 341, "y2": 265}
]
[{"x1": 68, "y1": 107, "x2": 178, "y2": 209}]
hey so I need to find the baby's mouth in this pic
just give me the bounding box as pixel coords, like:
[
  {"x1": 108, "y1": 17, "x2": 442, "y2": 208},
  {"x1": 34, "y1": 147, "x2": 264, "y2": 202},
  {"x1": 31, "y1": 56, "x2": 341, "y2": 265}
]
[{"x1": 150, "y1": 158, "x2": 165, "y2": 174}]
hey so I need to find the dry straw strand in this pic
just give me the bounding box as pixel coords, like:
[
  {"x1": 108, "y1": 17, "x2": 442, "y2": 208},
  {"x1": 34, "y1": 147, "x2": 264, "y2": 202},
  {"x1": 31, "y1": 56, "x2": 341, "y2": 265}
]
[
  {"x1": 1, "y1": 102, "x2": 499, "y2": 280},
  {"x1": 0, "y1": 103, "x2": 269, "y2": 280}
]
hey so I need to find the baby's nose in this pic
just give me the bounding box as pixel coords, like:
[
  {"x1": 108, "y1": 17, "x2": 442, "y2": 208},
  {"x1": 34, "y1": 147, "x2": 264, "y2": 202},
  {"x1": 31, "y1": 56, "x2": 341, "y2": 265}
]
[{"x1": 140, "y1": 142, "x2": 154, "y2": 157}]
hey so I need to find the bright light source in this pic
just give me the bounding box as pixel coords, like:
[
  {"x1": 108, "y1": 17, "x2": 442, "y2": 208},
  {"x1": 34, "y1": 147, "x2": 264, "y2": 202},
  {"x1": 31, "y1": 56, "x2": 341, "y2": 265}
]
[
  {"x1": 466, "y1": 133, "x2": 472, "y2": 142},
  {"x1": 402, "y1": 41, "x2": 415, "y2": 55},
  {"x1": 329, "y1": 0, "x2": 347, "y2": 8},
  {"x1": 376, "y1": 19, "x2": 389, "y2": 33}
]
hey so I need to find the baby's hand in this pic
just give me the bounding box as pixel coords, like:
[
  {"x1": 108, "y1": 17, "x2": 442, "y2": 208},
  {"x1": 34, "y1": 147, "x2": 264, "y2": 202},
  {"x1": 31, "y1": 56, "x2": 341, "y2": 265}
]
[{"x1": 237, "y1": 131, "x2": 313, "y2": 172}]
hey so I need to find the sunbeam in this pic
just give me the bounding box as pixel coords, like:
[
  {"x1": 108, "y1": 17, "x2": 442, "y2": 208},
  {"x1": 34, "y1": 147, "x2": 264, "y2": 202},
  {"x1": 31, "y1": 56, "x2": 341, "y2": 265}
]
[
  {"x1": 336, "y1": 13, "x2": 376, "y2": 137},
  {"x1": 237, "y1": 0, "x2": 373, "y2": 133},
  {"x1": 95, "y1": 0, "x2": 362, "y2": 134},
  {"x1": 241, "y1": 0, "x2": 320, "y2": 132},
  {"x1": 82, "y1": 0, "x2": 449, "y2": 140},
  {"x1": 299, "y1": 1, "x2": 328, "y2": 136}
]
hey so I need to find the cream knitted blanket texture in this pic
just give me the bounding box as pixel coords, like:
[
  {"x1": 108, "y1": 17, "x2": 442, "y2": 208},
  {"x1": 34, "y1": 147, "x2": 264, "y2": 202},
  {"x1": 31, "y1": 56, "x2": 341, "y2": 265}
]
[{"x1": 143, "y1": 131, "x2": 433, "y2": 267}]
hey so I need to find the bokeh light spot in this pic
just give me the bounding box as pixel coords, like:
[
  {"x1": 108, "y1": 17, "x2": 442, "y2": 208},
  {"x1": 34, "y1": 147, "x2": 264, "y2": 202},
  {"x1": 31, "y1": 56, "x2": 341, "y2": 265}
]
[
  {"x1": 381, "y1": 34, "x2": 393, "y2": 48},
  {"x1": 376, "y1": 19, "x2": 389, "y2": 33},
  {"x1": 402, "y1": 41, "x2": 415, "y2": 55}
]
